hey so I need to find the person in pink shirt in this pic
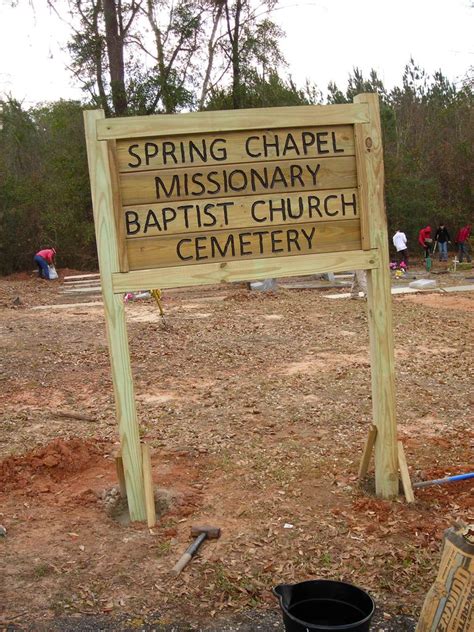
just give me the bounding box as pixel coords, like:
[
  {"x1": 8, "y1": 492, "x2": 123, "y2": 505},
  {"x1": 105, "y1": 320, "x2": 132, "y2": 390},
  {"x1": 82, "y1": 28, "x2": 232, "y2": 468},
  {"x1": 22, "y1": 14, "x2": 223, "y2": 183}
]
[{"x1": 34, "y1": 248, "x2": 56, "y2": 279}]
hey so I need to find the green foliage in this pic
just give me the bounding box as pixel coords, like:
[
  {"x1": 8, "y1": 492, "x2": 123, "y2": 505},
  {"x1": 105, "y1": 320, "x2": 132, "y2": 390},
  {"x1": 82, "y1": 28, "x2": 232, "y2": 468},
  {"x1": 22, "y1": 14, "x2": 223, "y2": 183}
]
[
  {"x1": 328, "y1": 63, "x2": 473, "y2": 252},
  {"x1": 205, "y1": 71, "x2": 311, "y2": 110},
  {"x1": 0, "y1": 54, "x2": 472, "y2": 276},
  {"x1": 0, "y1": 99, "x2": 96, "y2": 275}
]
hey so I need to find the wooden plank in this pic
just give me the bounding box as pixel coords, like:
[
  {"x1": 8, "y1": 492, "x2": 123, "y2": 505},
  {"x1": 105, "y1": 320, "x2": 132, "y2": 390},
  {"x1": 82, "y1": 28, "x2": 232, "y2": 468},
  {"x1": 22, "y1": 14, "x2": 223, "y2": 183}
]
[
  {"x1": 83, "y1": 109, "x2": 146, "y2": 522},
  {"x1": 115, "y1": 454, "x2": 127, "y2": 498},
  {"x1": 107, "y1": 140, "x2": 129, "y2": 272},
  {"x1": 97, "y1": 103, "x2": 370, "y2": 141},
  {"x1": 64, "y1": 278, "x2": 103, "y2": 286},
  {"x1": 353, "y1": 93, "x2": 398, "y2": 499},
  {"x1": 354, "y1": 122, "x2": 371, "y2": 250},
  {"x1": 61, "y1": 287, "x2": 102, "y2": 294},
  {"x1": 112, "y1": 248, "x2": 380, "y2": 293},
  {"x1": 116, "y1": 125, "x2": 355, "y2": 172},
  {"x1": 397, "y1": 441, "x2": 415, "y2": 503},
  {"x1": 126, "y1": 219, "x2": 361, "y2": 271},
  {"x1": 119, "y1": 156, "x2": 357, "y2": 206},
  {"x1": 64, "y1": 273, "x2": 100, "y2": 280},
  {"x1": 31, "y1": 301, "x2": 103, "y2": 310},
  {"x1": 124, "y1": 189, "x2": 359, "y2": 239},
  {"x1": 358, "y1": 425, "x2": 377, "y2": 479},
  {"x1": 141, "y1": 443, "x2": 157, "y2": 527}
]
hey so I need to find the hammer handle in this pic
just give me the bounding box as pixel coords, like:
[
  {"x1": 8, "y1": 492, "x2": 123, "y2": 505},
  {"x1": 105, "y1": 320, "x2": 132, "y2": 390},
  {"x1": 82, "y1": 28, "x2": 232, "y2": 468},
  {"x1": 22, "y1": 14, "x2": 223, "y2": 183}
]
[{"x1": 171, "y1": 532, "x2": 206, "y2": 576}]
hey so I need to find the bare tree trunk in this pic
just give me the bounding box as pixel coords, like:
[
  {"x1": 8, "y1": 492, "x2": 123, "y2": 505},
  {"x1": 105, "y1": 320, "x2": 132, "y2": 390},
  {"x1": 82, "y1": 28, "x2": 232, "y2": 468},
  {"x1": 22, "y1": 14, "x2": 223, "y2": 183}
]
[
  {"x1": 231, "y1": 0, "x2": 242, "y2": 109},
  {"x1": 91, "y1": 0, "x2": 111, "y2": 115},
  {"x1": 103, "y1": 0, "x2": 128, "y2": 115},
  {"x1": 198, "y1": 3, "x2": 223, "y2": 110},
  {"x1": 224, "y1": 0, "x2": 243, "y2": 110},
  {"x1": 146, "y1": 0, "x2": 174, "y2": 113}
]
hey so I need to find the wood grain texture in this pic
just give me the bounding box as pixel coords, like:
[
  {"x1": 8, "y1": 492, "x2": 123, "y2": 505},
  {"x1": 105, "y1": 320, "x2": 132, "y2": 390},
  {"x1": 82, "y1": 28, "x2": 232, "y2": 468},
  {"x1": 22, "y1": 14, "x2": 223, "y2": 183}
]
[
  {"x1": 353, "y1": 123, "x2": 371, "y2": 250},
  {"x1": 97, "y1": 103, "x2": 370, "y2": 140},
  {"x1": 398, "y1": 442, "x2": 415, "y2": 503},
  {"x1": 141, "y1": 443, "x2": 157, "y2": 527},
  {"x1": 83, "y1": 109, "x2": 146, "y2": 521},
  {"x1": 358, "y1": 425, "x2": 377, "y2": 479},
  {"x1": 107, "y1": 140, "x2": 129, "y2": 272},
  {"x1": 124, "y1": 189, "x2": 359, "y2": 239},
  {"x1": 116, "y1": 126, "x2": 355, "y2": 172},
  {"x1": 353, "y1": 93, "x2": 399, "y2": 499},
  {"x1": 119, "y1": 156, "x2": 357, "y2": 206},
  {"x1": 115, "y1": 454, "x2": 127, "y2": 498},
  {"x1": 126, "y1": 219, "x2": 361, "y2": 271},
  {"x1": 112, "y1": 248, "x2": 380, "y2": 293}
]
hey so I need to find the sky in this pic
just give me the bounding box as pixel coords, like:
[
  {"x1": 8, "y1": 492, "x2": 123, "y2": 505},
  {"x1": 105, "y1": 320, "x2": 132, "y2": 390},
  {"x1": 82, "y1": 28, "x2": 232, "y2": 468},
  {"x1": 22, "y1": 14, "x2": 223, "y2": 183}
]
[{"x1": 0, "y1": 0, "x2": 472, "y2": 106}]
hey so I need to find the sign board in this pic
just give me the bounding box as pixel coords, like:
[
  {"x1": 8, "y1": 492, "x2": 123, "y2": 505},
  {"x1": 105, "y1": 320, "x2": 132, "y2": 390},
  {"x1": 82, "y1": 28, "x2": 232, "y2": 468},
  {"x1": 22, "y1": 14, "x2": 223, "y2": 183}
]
[{"x1": 84, "y1": 95, "x2": 398, "y2": 522}]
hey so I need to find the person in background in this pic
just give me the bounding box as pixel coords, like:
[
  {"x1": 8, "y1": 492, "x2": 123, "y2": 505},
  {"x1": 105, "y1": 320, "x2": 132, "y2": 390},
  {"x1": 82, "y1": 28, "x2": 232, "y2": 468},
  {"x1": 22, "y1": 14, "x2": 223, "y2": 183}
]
[
  {"x1": 350, "y1": 270, "x2": 367, "y2": 299},
  {"x1": 434, "y1": 223, "x2": 451, "y2": 262},
  {"x1": 392, "y1": 228, "x2": 408, "y2": 266},
  {"x1": 455, "y1": 225, "x2": 472, "y2": 263},
  {"x1": 418, "y1": 225, "x2": 433, "y2": 259},
  {"x1": 34, "y1": 247, "x2": 56, "y2": 280}
]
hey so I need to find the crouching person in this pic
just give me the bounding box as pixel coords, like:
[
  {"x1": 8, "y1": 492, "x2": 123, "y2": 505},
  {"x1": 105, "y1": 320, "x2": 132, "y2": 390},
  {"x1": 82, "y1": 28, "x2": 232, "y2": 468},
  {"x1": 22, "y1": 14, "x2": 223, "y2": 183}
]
[{"x1": 34, "y1": 248, "x2": 56, "y2": 280}]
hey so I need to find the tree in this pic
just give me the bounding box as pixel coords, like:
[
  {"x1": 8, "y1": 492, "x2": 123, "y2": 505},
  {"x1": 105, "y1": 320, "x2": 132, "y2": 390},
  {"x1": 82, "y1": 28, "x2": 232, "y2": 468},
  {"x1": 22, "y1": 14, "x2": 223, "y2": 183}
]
[
  {"x1": 220, "y1": 0, "x2": 283, "y2": 109},
  {"x1": 206, "y1": 71, "x2": 315, "y2": 110},
  {"x1": 52, "y1": 1, "x2": 142, "y2": 116},
  {"x1": 0, "y1": 98, "x2": 96, "y2": 274},
  {"x1": 54, "y1": 0, "x2": 288, "y2": 114}
]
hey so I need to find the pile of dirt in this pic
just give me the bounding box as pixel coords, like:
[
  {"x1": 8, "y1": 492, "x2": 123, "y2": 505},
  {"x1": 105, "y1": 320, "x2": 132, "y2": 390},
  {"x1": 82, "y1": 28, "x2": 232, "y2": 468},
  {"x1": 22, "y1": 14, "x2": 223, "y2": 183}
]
[{"x1": 0, "y1": 438, "x2": 104, "y2": 491}]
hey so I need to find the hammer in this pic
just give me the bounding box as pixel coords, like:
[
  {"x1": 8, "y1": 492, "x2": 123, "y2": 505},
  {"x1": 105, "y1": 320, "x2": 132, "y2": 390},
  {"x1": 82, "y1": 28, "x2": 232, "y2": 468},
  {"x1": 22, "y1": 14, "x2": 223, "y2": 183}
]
[{"x1": 171, "y1": 525, "x2": 221, "y2": 576}]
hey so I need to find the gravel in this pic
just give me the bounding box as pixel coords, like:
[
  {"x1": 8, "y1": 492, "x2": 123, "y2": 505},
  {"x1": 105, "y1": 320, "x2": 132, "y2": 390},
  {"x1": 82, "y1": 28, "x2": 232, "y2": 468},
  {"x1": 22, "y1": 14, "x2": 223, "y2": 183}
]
[{"x1": 10, "y1": 608, "x2": 416, "y2": 631}]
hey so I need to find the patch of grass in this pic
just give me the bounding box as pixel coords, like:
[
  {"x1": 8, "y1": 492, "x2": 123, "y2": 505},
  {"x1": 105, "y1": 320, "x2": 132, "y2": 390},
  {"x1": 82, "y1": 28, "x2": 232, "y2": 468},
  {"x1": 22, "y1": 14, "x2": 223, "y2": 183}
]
[
  {"x1": 216, "y1": 450, "x2": 234, "y2": 472},
  {"x1": 155, "y1": 540, "x2": 172, "y2": 557},
  {"x1": 319, "y1": 552, "x2": 332, "y2": 567},
  {"x1": 213, "y1": 563, "x2": 240, "y2": 598},
  {"x1": 33, "y1": 563, "x2": 54, "y2": 578}
]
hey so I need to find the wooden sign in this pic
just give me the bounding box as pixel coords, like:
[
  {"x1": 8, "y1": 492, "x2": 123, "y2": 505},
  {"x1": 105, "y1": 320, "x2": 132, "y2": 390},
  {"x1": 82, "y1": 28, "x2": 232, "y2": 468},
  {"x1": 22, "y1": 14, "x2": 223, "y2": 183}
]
[{"x1": 84, "y1": 95, "x2": 399, "y2": 522}]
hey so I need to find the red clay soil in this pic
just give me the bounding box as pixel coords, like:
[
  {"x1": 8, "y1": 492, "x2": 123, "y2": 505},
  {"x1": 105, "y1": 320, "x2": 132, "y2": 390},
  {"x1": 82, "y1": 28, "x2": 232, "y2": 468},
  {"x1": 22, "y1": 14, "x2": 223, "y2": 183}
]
[{"x1": 0, "y1": 271, "x2": 473, "y2": 628}]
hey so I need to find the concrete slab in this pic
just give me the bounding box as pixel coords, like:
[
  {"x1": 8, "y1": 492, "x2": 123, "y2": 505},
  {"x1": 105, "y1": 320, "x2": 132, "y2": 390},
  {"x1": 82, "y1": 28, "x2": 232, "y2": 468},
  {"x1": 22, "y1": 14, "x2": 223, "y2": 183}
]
[
  {"x1": 61, "y1": 287, "x2": 102, "y2": 294},
  {"x1": 325, "y1": 285, "x2": 474, "y2": 299},
  {"x1": 279, "y1": 282, "x2": 351, "y2": 290},
  {"x1": 441, "y1": 284, "x2": 474, "y2": 293},
  {"x1": 31, "y1": 301, "x2": 103, "y2": 310}
]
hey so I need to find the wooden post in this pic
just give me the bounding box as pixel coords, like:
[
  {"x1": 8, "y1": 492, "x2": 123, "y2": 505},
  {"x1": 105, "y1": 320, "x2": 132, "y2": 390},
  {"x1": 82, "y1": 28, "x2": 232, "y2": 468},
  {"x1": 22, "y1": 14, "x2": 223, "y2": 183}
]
[
  {"x1": 353, "y1": 94, "x2": 399, "y2": 498},
  {"x1": 142, "y1": 443, "x2": 157, "y2": 528},
  {"x1": 397, "y1": 442, "x2": 415, "y2": 503},
  {"x1": 358, "y1": 425, "x2": 377, "y2": 479},
  {"x1": 84, "y1": 110, "x2": 146, "y2": 521},
  {"x1": 115, "y1": 454, "x2": 127, "y2": 498}
]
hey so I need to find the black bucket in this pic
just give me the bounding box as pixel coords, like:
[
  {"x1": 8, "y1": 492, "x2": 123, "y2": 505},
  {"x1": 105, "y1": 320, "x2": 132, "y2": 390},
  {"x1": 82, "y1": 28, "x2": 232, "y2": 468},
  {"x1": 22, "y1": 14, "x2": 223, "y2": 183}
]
[{"x1": 273, "y1": 580, "x2": 375, "y2": 631}]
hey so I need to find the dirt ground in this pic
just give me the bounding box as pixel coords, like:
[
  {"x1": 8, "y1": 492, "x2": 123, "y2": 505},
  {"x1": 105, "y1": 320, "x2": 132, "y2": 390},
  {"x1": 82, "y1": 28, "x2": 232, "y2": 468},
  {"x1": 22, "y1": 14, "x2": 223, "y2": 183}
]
[{"x1": 1, "y1": 266, "x2": 473, "y2": 630}]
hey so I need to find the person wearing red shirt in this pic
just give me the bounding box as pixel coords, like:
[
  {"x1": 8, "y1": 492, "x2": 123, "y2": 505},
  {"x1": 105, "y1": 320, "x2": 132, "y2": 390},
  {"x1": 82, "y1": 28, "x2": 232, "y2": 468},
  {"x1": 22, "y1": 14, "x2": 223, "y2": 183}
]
[
  {"x1": 455, "y1": 225, "x2": 472, "y2": 263},
  {"x1": 34, "y1": 248, "x2": 56, "y2": 280},
  {"x1": 418, "y1": 226, "x2": 433, "y2": 259}
]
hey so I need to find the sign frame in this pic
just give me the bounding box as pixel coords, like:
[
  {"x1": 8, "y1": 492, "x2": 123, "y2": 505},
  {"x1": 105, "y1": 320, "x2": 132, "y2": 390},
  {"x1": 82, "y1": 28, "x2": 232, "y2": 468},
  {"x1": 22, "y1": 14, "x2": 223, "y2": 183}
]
[{"x1": 84, "y1": 94, "x2": 398, "y2": 522}]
